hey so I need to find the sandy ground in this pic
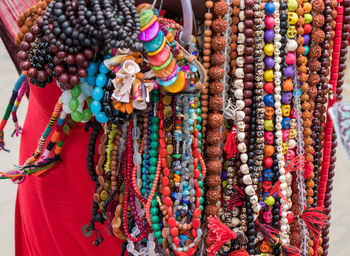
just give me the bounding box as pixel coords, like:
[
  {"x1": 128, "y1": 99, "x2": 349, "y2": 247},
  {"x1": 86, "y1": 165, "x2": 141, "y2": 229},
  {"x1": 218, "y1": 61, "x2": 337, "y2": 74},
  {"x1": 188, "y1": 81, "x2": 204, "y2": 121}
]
[{"x1": 0, "y1": 41, "x2": 350, "y2": 255}]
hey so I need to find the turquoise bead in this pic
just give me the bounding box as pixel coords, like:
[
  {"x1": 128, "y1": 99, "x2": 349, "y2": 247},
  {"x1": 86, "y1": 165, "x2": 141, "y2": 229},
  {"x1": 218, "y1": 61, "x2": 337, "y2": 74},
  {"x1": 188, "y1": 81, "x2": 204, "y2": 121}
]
[
  {"x1": 150, "y1": 133, "x2": 159, "y2": 141},
  {"x1": 151, "y1": 199, "x2": 158, "y2": 207},
  {"x1": 158, "y1": 238, "x2": 163, "y2": 244},
  {"x1": 90, "y1": 100, "x2": 101, "y2": 114},
  {"x1": 200, "y1": 197, "x2": 204, "y2": 205},
  {"x1": 198, "y1": 180, "x2": 203, "y2": 188},
  {"x1": 96, "y1": 74, "x2": 107, "y2": 87},
  {"x1": 152, "y1": 223, "x2": 161, "y2": 231},
  {"x1": 87, "y1": 62, "x2": 98, "y2": 75},
  {"x1": 149, "y1": 149, "x2": 158, "y2": 157},
  {"x1": 141, "y1": 188, "x2": 146, "y2": 195},
  {"x1": 149, "y1": 174, "x2": 155, "y2": 181},
  {"x1": 92, "y1": 87, "x2": 103, "y2": 100},
  {"x1": 198, "y1": 141, "x2": 202, "y2": 148},
  {"x1": 197, "y1": 116, "x2": 202, "y2": 123},
  {"x1": 96, "y1": 112, "x2": 108, "y2": 123},
  {"x1": 198, "y1": 132, "x2": 202, "y2": 139},
  {"x1": 148, "y1": 183, "x2": 153, "y2": 189},
  {"x1": 199, "y1": 173, "x2": 202, "y2": 180},
  {"x1": 151, "y1": 116, "x2": 159, "y2": 124},
  {"x1": 150, "y1": 207, "x2": 158, "y2": 215},
  {"x1": 149, "y1": 166, "x2": 157, "y2": 174},
  {"x1": 196, "y1": 108, "x2": 201, "y2": 114},
  {"x1": 149, "y1": 157, "x2": 158, "y2": 166},
  {"x1": 152, "y1": 95, "x2": 159, "y2": 102},
  {"x1": 196, "y1": 124, "x2": 202, "y2": 131},
  {"x1": 151, "y1": 215, "x2": 160, "y2": 223},
  {"x1": 154, "y1": 231, "x2": 162, "y2": 239},
  {"x1": 200, "y1": 205, "x2": 204, "y2": 212},
  {"x1": 99, "y1": 62, "x2": 109, "y2": 74},
  {"x1": 150, "y1": 124, "x2": 159, "y2": 133},
  {"x1": 142, "y1": 174, "x2": 147, "y2": 180},
  {"x1": 150, "y1": 141, "x2": 159, "y2": 149}
]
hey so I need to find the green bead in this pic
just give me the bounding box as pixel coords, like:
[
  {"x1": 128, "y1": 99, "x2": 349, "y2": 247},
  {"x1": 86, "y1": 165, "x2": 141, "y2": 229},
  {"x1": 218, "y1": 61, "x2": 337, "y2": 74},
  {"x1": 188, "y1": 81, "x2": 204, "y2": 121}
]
[
  {"x1": 173, "y1": 154, "x2": 181, "y2": 159},
  {"x1": 152, "y1": 223, "x2": 161, "y2": 231},
  {"x1": 200, "y1": 197, "x2": 204, "y2": 205},
  {"x1": 150, "y1": 141, "x2": 159, "y2": 149},
  {"x1": 149, "y1": 157, "x2": 158, "y2": 166},
  {"x1": 199, "y1": 148, "x2": 202, "y2": 154},
  {"x1": 198, "y1": 132, "x2": 202, "y2": 139},
  {"x1": 149, "y1": 165, "x2": 157, "y2": 174},
  {"x1": 82, "y1": 108, "x2": 92, "y2": 121},
  {"x1": 222, "y1": 180, "x2": 227, "y2": 188},
  {"x1": 142, "y1": 238, "x2": 148, "y2": 244},
  {"x1": 142, "y1": 174, "x2": 147, "y2": 180},
  {"x1": 152, "y1": 95, "x2": 159, "y2": 102},
  {"x1": 196, "y1": 124, "x2": 202, "y2": 131},
  {"x1": 199, "y1": 173, "x2": 202, "y2": 180},
  {"x1": 150, "y1": 133, "x2": 159, "y2": 141},
  {"x1": 154, "y1": 231, "x2": 162, "y2": 239},
  {"x1": 198, "y1": 180, "x2": 203, "y2": 188},
  {"x1": 149, "y1": 149, "x2": 158, "y2": 157},
  {"x1": 151, "y1": 116, "x2": 159, "y2": 124},
  {"x1": 149, "y1": 174, "x2": 155, "y2": 181},
  {"x1": 151, "y1": 215, "x2": 160, "y2": 223},
  {"x1": 149, "y1": 183, "x2": 153, "y2": 189},
  {"x1": 150, "y1": 124, "x2": 159, "y2": 133},
  {"x1": 152, "y1": 89, "x2": 159, "y2": 95},
  {"x1": 304, "y1": 13, "x2": 312, "y2": 24},
  {"x1": 71, "y1": 110, "x2": 83, "y2": 122},
  {"x1": 158, "y1": 238, "x2": 163, "y2": 244},
  {"x1": 199, "y1": 205, "x2": 204, "y2": 212},
  {"x1": 150, "y1": 207, "x2": 159, "y2": 215},
  {"x1": 141, "y1": 188, "x2": 146, "y2": 195},
  {"x1": 151, "y1": 199, "x2": 158, "y2": 207},
  {"x1": 71, "y1": 85, "x2": 81, "y2": 98},
  {"x1": 69, "y1": 98, "x2": 79, "y2": 111},
  {"x1": 197, "y1": 116, "x2": 202, "y2": 123},
  {"x1": 198, "y1": 141, "x2": 202, "y2": 148},
  {"x1": 196, "y1": 108, "x2": 201, "y2": 115}
]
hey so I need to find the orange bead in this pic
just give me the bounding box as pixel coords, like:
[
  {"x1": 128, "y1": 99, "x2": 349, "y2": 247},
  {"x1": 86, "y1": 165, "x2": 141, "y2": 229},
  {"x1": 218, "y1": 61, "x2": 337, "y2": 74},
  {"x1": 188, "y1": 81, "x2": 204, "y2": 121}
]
[
  {"x1": 264, "y1": 144, "x2": 275, "y2": 156},
  {"x1": 283, "y1": 78, "x2": 294, "y2": 91}
]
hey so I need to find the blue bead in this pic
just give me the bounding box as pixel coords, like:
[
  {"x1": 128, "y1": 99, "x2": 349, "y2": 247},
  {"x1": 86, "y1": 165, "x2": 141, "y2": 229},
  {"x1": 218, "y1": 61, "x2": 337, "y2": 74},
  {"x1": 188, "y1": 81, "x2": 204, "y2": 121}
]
[
  {"x1": 90, "y1": 100, "x2": 101, "y2": 114},
  {"x1": 265, "y1": 3, "x2": 276, "y2": 15},
  {"x1": 86, "y1": 76, "x2": 96, "y2": 87},
  {"x1": 96, "y1": 74, "x2": 107, "y2": 87},
  {"x1": 96, "y1": 112, "x2": 109, "y2": 123},
  {"x1": 92, "y1": 87, "x2": 103, "y2": 100},
  {"x1": 104, "y1": 53, "x2": 113, "y2": 59},
  {"x1": 282, "y1": 117, "x2": 290, "y2": 129},
  {"x1": 87, "y1": 62, "x2": 98, "y2": 75},
  {"x1": 304, "y1": 45, "x2": 309, "y2": 55},
  {"x1": 264, "y1": 94, "x2": 275, "y2": 107},
  {"x1": 99, "y1": 63, "x2": 109, "y2": 74}
]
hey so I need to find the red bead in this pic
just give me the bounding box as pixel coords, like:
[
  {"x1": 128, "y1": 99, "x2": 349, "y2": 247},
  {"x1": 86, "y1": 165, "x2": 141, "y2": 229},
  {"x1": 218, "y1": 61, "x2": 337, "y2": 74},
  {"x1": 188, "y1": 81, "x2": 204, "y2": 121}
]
[
  {"x1": 193, "y1": 158, "x2": 198, "y2": 168},
  {"x1": 192, "y1": 138, "x2": 199, "y2": 149},
  {"x1": 84, "y1": 48, "x2": 94, "y2": 59},
  {"x1": 163, "y1": 196, "x2": 172, "y2": 206},
  {"x1": 66, "y1": 54, "x2": 76, "y2": 65},
  {"x1": 196, "y1": 198, "x2": 200, "y2": 208},
  {"x1": 57, "y1": 51, "x2": 67, "y2": 60},
  {"x1": 75, "y1": 53, "x2": 86, "y2": 65},
  {"x1": 172, "y1": 237, "x2": 180, "y2": 247},
  {"x1": 24, "y1": 32, "x2": 35, "y2": 43},
  {"x1": 193, "y1": 148, "x2": 200, "y2": 158},
  {"x1": 78, "y1": 68, "x2": 88, "y2": 77},
  {"x1": 304, "y1": 24, "x2": 312, "y2": 34},
  {"x1": 264, "y1": 82, "x2": 274, "y2": 94},
  {"x1": 192, "y1": 218, "x2": 200, "y2": 229},
  {"x1": 163, "y1": 167, "x2": 169, "y2": 176},
  {"x1": 162, "y1": 186, "x2": 170, "y2": 196},
  {"x1": 167, "y1": 207, "x2": 173, "y2": 217},
  {"x1": 194, "y1": 169, "x2": 200, "y2": 179},
  {"x1": 194, "y1": 208, "x2": 201, "y2": 218},
  {"x1": 20, "y1": 61, "x2": 31, "y2": 71},
  {"x1": 30, "y1": 25, "x2": 40, "y2": 35},
  {"x1": 162, "y1": 176, "x2": 169, "y2": 186},
  {"x1": 20, "y1": 41, "x2": 31, "y2": 51},
  {"x1": 194, "y1": 180, "x2": 199, "y2": 189},
  {"x1": 68, "y1": 66, "x2": 78, "y2": 74},
  {"x1": 159, "y1": 118, "x2": 164, "y2": 129},
  {"x1": 69, "y1": 75, "x2": 80, "y2": 86},
  {"x1": 59, "y1": 73, "x2": 69, "y2": 83},
  {"x1": 159, "y1": 148, "x2": 167, "y2": 158},
  {"x1": 188, "y1": 248, "x2": 196, "y2": 256},
  {"x1": 170, "y1": 227, "x2": 179, "y2": 236},
  {"x1": 191, "y1": 229, "x2": 197, "y2": 238},
  {"x1": 195, "y1": 188, "x2": 202, "y2": 197},
  {"x1": 37, "y1": 70, "x2": 47, "y2": 82},
  {"x1": 264, "y1": 157, "x2": 273, "y2": 168},
  {"x1": 17, "y1": 51, "x2": 28, "y2": 61},
  {"x1": 54, "y1": 65, "x2": 65, "y2": 75},
  {"x1": 81, "y1": 60, "x2": 90, "y2": 68},
  {"x1": 194, "y1": 129, "x2": 198, "y2": 138}
]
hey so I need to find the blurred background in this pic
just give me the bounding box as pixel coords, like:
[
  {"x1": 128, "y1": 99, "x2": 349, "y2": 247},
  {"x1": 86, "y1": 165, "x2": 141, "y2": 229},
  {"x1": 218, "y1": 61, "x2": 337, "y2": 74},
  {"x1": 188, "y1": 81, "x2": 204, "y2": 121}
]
[{"x1": 0, "y1": 40, "x2": 350, "y2": 255}]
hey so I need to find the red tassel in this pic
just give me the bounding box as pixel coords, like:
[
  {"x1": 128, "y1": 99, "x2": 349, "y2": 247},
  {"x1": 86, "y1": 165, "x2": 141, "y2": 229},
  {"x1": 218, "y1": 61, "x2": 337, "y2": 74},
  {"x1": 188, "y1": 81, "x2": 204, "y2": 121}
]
[
  {"x1": 206, "y1": 216, "x2": 237, "y2": 256},
  {"x1": 225, "y1": 185, "x2": 245, "y2": 210},
  {"x1": 268, "y1": 180, "x2": 290, "y2": 204},
  {"x1": 223, "y1": 127, "x2": 238, "y2": 158},
  {"x1": 280, "y1": 245, "x2": 302, "y2": 256},
  {"x1": 301, "y1": 207, "x2": 328, "y2": 240},
  {"x1": 255, "y1": 221, "x2": 279, "y2": 245},
  {"x1": 303, "y1": 161, "x2": 313, "y2": 179},
  {"x1": 228, "y1": 249, "x2": 249, "y2": 256},
  {"x1": 284, "y1": 155, "x2": 304, "y2": 173}
]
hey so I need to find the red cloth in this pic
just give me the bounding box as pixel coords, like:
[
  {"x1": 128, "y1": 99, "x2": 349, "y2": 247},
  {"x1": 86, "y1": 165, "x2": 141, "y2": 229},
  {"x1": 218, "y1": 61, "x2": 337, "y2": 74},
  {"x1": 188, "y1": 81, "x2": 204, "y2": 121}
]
[{"x1": 15, "y1": 81, "x2": 123, "y2": 256}]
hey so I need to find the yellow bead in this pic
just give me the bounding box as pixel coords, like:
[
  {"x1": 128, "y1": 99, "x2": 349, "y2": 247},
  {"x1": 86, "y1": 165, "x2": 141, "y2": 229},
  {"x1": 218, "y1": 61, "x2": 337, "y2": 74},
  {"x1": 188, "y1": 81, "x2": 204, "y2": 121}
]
[
  {"x1": 264, "y1": 70, "x2": 274, "y2": 82},
  {"x1": 287, "y1": 26, "x2": 297, "y2": 39},
  {"x1": 264, "y1": 44, "x2": 274, "y2": 56},
  {"x1": 282, "y1": 143, "x2": 288, "y2": 154},
  {"x1": 288, "y1": 12, "x2": 298, "y2": 25},
  {"x1": 264, "y1": 119, "x2": 274, "y2": 131},
  {"x1": 287, "y1": 0, "x2": 298, "y2": 11},
  {"x1": 289, "y1": 129, "x2": 297, "y2": 139},
  {"x1": 281, "y1": 105, "x2": 291, "y2": 117}
]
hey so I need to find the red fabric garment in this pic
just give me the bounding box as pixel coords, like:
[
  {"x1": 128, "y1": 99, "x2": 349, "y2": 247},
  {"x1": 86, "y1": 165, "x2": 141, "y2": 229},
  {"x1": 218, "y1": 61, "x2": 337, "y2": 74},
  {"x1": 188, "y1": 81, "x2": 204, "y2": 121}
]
[{"x1": 15, "y1": 81, "x2": 123, "y2": 256}]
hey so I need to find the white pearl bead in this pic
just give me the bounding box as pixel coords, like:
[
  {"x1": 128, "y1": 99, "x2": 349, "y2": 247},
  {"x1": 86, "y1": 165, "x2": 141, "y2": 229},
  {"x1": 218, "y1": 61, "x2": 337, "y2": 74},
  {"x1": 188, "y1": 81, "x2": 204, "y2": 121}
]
[
  {"x1": 240, "y1": 153, "x2": 248, "y2": 163},
  {"x1": 286, "y1": 39, "x2": 298, "y2": 52}
]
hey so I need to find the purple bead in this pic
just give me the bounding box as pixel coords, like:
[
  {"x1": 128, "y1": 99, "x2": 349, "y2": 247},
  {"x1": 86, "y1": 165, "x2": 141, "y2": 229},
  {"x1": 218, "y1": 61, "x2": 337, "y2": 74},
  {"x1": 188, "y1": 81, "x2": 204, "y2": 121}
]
[
  {"x1": 281, "y1": 92, "x2": 293, "y2": 104},
  {"x1": 264, "y1": 57, "x2": 275, "y2": 69},
  {"x1": 264, "y1": 29, "x2": 275, "y2": 42},
  {"x1": 221, "y1": 170, "x2": 228, "y2": 180},
  {"x1": 303, "y1": 34, "x2": 310, "y2": 45},
  {"x1": 284, "y1": 65, "x2": 294, "y2": 77}
]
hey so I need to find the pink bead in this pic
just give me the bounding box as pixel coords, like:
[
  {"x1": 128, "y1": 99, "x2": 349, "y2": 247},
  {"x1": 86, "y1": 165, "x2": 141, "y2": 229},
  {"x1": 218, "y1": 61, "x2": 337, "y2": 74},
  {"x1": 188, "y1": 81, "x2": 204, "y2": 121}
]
[
  {"x1": 263, "y1": 211, "x2": 273, "y2": 223},
  {"x1": 265, "y1": 16, "x2": 275, "y2": 29},
  {"x1": 265, "y1": 132, "x2": 274, "y2": 144},
  {"x1": 286, "y1": 150, "x2": 295, "y2": 160},
  {"x1": 285, "y1": 52, "x2": 296, "y2": 65},
  {"x1": 282, "y1": 130, "x2": 290, "y2": 141}
]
